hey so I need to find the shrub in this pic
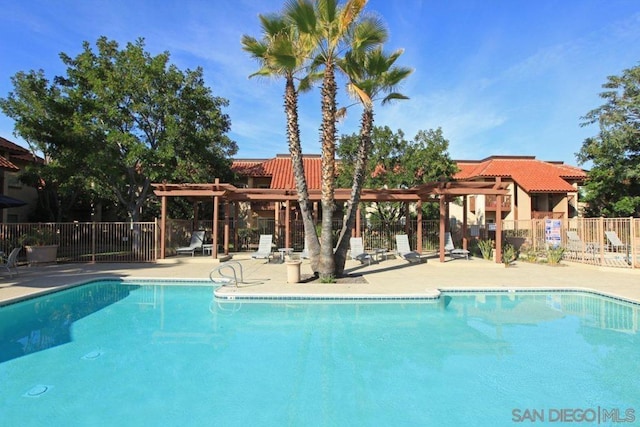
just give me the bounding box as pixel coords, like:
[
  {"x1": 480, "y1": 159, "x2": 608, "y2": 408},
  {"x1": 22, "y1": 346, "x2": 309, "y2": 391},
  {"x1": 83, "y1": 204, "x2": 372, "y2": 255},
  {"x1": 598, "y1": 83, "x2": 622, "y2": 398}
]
[
  {"x1": 518, "y1": 241, "x2": 538, "y2": 263},
  {"x1": 18, "y1": 228, "x2": 58, "y2": 246},
  {"x1": 477, "y1": 239, "x2": 494, "y2": 260},
  {"x1": 546, "y1": 245, "x2": 565, "y2": 265},
  {"x1": 502, "y1": 244, "x2": 517, "y2": 266},
  {"x1": 320, "y1": 274, "x2": 336, "y2": 284}
]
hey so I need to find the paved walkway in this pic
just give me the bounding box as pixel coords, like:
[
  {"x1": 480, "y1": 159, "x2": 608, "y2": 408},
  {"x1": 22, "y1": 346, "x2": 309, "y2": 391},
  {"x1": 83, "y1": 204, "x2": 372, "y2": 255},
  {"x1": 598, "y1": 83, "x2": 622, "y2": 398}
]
[{"x1": 1, "y1": 254, "x2": 639, "y2": 305}]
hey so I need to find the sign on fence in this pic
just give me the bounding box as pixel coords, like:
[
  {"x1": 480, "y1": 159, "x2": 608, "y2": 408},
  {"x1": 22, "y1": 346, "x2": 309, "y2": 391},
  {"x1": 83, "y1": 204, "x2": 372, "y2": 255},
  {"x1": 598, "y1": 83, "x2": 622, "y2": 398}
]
[{"x1": 545, "y1": 219, "x2": 562, "y2": 247}]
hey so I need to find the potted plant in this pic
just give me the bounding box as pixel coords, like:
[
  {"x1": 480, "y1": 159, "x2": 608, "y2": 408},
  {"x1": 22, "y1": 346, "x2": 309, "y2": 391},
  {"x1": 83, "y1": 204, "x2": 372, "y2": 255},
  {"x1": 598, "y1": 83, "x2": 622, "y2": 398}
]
[{"x1": 19, "y1": 227, "x2": 59, "y2": 264}]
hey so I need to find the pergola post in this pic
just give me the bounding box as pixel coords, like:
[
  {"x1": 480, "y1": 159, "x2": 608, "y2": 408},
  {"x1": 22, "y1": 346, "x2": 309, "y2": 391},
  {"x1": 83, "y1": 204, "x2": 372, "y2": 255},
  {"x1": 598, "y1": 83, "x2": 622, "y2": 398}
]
[
  {"x1": 233, "y1": 202, "x2": 239, "y2": 252},
  {"x1": 355, "y1": 205, "x2": 361, "y2": 238},
  {"x1": 462, "y1": 195, "x2": 468, "y2": 250},
  {"x1": 224, "y1": 201, "x2": 230, "y2": 255},
  {"x1": 212, "y1": 179, "x2": 219, "y2": 259},
  {"x1": 439, "y1": 195, "x2": 446, "y2": 262},
  {"x1": 495, "y1": 178, "x2": 503, "y2": 263},
  {"x1": 274, "y1": 201, "x2": 279, "y2": 244},
  {"x1": 285, "y1": 199, "x2": 291, "y2": 248},
  {"x1": 416, "y1": 200, "x2": 423, "y2": 254},
  {"x1": 160, "y1": 195, "x2": 167, "y2": 260}
]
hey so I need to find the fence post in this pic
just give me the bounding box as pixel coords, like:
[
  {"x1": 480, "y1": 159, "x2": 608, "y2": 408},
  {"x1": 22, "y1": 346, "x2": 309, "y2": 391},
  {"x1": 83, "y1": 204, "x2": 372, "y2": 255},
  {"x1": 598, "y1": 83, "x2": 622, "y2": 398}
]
[
  {"x1": 598, "y1": 217, "x2": 605, "y2": 265},
  {"x1": 630, "y1": 216, "x2": 636, "y2": 269},
  {"x1": 91, "y1": 222, "x2": 96, "y2": 263}
]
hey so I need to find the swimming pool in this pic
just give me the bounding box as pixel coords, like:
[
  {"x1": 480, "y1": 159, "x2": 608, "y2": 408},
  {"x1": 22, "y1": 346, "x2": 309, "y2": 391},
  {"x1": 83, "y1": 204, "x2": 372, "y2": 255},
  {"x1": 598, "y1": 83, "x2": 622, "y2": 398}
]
[{"x1": 1, "y1": 280, "x2": 638, "y2": 426}]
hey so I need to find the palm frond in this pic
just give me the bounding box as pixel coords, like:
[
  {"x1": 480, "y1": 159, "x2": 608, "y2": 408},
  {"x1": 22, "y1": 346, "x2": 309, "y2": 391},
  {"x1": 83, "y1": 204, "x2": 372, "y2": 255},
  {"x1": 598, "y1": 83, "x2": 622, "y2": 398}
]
[
  {"x1": 381, "y1": 93, "x2": 409, "y2": 105},
  {"x1": 285, "y1": 0, "x2": 317, "y2": 35}
]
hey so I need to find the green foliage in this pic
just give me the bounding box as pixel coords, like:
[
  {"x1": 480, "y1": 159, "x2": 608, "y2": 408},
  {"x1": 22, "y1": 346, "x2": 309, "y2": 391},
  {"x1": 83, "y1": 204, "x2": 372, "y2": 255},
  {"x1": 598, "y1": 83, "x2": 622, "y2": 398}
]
[
  {"x1": 0, "y1": 36, "x2": 237, "y2": 222},
  {"x1": 518, "y1": 242, "x2": 539, "y2": 263},
  {"x1": 238, "y1": 228, "x2": 259, "y2": 251},
  {"x1": 18, "y1": 228, "x2": 58, "y2": 246},
  {"x1": 502, "y1": 244, "x2": 517, "y2": 266},
  {"x1": 477, "y1": 239, "x2": 494, "y2": 260},
  {"x1": 337, "y1": 125, "x2": 457, "y2": 222},
  {"x1": 577, "y1": 63, "x2": 640, "y2": 217},
  {"x1": 337, "y1": 126, "x2": 457, "y2": 188},
  {"x1": 546, "y1": 246, "x2": 565, "y2": 265},
  {"x1": 319, "y1": 274, "x2": 336, "y2": 284}
]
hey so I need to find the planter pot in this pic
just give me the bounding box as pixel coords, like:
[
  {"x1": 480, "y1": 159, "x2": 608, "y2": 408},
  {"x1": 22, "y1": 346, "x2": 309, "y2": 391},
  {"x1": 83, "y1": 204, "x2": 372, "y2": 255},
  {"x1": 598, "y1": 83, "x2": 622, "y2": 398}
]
[
  {"x1": 285, "y1": 260, "x2": 302, "y2": 283},
  {"x1": 25, "y1": 245, "x2": 58, "y2": 265}
]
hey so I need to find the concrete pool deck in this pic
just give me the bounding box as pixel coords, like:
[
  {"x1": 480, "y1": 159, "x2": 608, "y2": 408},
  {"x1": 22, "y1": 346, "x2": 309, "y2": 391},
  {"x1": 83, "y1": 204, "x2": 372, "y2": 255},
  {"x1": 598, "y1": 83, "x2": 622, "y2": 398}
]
[{"x1": 1, "y1": 253, "x2": 640, "y2": 305}]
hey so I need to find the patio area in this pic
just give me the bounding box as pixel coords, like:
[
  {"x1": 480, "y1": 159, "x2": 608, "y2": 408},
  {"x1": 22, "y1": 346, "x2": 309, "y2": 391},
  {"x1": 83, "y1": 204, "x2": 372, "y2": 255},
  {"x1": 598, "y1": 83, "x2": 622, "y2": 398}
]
[{"x1": 2, "y1": 254, "x2": 640, "y2": 305}]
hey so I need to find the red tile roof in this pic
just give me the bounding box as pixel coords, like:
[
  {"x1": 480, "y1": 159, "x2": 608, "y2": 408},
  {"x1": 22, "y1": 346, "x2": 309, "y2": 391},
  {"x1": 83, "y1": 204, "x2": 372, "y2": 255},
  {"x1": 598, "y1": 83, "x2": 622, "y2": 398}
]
[
  {"x1": 233, "y1": 154, "x2": 586, "y2": 194},
  {"x1": 0, "y1": 155, "x2": 19, "y2": 171},
  {"x1": 455, "y1": 156, "x2": 586, "y2": 193},
  {"x1": 232, "y1": 155, "x2": 323, "y2": 189}
]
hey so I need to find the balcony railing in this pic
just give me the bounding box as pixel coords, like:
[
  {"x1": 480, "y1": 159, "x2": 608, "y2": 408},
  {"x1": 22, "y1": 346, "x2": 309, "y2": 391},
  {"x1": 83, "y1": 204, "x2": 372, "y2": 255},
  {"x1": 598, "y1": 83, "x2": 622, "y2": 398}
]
[
  {"x1": 532, "y1": 211, "x2": 564, "y2": 219},
  {"x1": 470, "y1": 195, "x2": 511, "y2": 212}
]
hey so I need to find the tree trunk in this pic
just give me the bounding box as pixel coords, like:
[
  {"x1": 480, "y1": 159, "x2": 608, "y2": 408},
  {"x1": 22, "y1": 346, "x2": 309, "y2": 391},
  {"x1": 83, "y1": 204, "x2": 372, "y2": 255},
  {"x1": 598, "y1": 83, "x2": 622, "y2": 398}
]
[
  {"x1": 335, "y1": 108, "x2": 374, "y2": 276},
  {"x1": 284, "y1": 77, "x2": 320, "y2": 272},
  {"x1": 319, "y1": 63, "x2": 337, "y2": 279}
]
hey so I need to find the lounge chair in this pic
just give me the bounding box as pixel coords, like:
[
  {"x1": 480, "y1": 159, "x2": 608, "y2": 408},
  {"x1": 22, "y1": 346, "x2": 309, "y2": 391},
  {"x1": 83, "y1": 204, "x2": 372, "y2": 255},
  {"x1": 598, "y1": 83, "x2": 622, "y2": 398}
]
[
  {"x1": 605, "y1": 231, "x2": 631, "y2": 264},
  {"x1": 1, "y1": 247, "x2": 21, "y2": 277},
  {"x1": 395, "y1": 234, "x2": 423, "y2": 263},
  {"x1": 566, "y1": 230, "x2": 582, "y2": 251},
  {"x1": 605, "y1": 231, "x2": 628, "y2": 251},
  {"x1": 251, "y1": 234, "x2": 274, "y2": 262},
  {"x1": 349, "y1": 237, "x2": 373, "y2": 265},
  {"x1": 566, "y1": 230, "x2": 598, "y2": 254},
  {"x1": 444, "y1": 232, "x2": 470, "y2": 260},
  {"x1": 176, "y1": 230, "x2": 205, "y2": 256}
]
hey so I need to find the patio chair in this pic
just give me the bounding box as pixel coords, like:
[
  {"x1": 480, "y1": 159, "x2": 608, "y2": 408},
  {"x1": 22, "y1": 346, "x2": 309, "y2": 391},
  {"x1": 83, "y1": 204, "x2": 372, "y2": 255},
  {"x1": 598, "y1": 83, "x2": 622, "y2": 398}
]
[
  {"x1": 251, "y1": 234, "x2": 274, "y2": 262},
  {"x1": 176, "y1": 230, "x2": 205, "y2": 256},
  {"x1": 444, "y1": 232, "x2": 470, "y2": 260},
  {"x1": 349, "y1": 237, "x2": 373, "y2": 265},
  {"x1": 566, "y1": 230, "x2": 598, "y2": 254},
  {"x1": 605, "y1": 231, "x2": 631, "y2": 264},
  {"x1": 1, "y1": 247, "x2": 21, "y2": 278},
  {"x1": 605, "y1": 231, "x2": 628, "y2": 251},
  {"x1": 395, "y1": 234, "x2": 423, "y2": 263}
]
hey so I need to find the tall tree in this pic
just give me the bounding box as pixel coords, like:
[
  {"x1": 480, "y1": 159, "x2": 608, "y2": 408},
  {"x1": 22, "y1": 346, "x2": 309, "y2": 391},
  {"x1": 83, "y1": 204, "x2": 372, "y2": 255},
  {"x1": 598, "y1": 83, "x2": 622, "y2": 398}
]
[
  {"x1": 285, "y1": 0, "x2": 386, "y2": 279},
  {"x1": 242, "y1": 14, "x2": 322, "y2": 271},
  {"x1": 577, "y1": 63, "x2": 640, "y2": 217},
  {"x1": 332, "y1": 47, "x2": 412, "y2": 275},
  {"x1": 338, "y1": 126, "x2": 458, "y2": 222},
  {"x1": 1, "y1": 37, "x2": 237, "y2": 222}
]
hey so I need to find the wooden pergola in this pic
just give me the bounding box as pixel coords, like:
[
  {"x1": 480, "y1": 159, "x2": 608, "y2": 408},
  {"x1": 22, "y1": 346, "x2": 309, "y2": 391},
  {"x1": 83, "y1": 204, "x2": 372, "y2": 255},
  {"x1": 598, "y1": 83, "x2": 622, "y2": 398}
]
[{"x1": 152, "y1": 178, "x2": 510, "y2": 263}]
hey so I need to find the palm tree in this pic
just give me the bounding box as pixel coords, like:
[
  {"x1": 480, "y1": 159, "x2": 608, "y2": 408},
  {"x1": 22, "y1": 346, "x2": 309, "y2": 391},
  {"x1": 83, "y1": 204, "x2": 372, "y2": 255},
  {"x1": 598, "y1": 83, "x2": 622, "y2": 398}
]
[
  {"x1": 285, "y1": 0, "x2": 386, "y2": 279},
  {"x1": 241, "y1": 14, "x2": 322, "y2": 271},
  {"x1": 333, "y1": 46, "x2": 412, "y2": 275}
]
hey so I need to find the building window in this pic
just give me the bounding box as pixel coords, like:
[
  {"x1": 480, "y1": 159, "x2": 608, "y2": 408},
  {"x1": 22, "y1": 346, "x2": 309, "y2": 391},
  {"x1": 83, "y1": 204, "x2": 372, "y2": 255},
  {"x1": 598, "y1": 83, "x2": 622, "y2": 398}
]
[{"x1": 7, "y1": 176, "x2": 22, "y2": 189}]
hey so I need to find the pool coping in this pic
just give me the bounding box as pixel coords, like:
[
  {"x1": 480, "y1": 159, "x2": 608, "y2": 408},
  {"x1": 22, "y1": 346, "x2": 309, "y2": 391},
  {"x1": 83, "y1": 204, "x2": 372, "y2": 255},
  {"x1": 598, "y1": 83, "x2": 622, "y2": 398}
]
[{"x1": 2, "y1": 277, "x2": 640, "y2": 308}]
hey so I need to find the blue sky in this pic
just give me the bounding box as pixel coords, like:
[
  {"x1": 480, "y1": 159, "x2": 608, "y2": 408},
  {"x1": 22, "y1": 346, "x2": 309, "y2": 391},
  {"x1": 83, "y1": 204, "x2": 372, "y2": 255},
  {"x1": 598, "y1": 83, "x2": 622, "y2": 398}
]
[{"x1": 1, "y1": 1, "x2": 639, "y2": 166}]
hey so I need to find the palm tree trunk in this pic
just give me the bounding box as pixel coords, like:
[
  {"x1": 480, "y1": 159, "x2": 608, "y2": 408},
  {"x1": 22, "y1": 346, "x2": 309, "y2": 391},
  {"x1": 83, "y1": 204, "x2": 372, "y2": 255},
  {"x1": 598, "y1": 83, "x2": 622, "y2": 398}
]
[
  {"x1": 335, "y1": 108, "x2": 373, "y2": 276},
  {"x1": 319, "y1": 62, "x2": 337, "y2": 278},
  {"x1": 284, "y1": 76, "x2": 320, "y2": 272}
]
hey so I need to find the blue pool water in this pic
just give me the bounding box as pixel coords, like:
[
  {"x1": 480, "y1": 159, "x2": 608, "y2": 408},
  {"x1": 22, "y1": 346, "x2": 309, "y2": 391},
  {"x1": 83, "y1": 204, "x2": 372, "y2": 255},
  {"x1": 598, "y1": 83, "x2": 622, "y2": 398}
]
[{"x1": 1, "y1": 281, "x2": 638, "y2": 426}]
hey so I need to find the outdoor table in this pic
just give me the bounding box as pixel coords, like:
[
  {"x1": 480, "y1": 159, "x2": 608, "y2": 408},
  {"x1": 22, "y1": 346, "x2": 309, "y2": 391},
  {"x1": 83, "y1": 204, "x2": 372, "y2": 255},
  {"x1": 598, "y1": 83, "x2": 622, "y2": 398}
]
[
  {"x1": 373, "y1": 248, "x2": 387, "y2": 262},
  {"x1": 202, "y1": 244, "x2": 213, "y2": 256},
  {"x1": 278, "y1": 247, "x2": 293, "y2": 263}
]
